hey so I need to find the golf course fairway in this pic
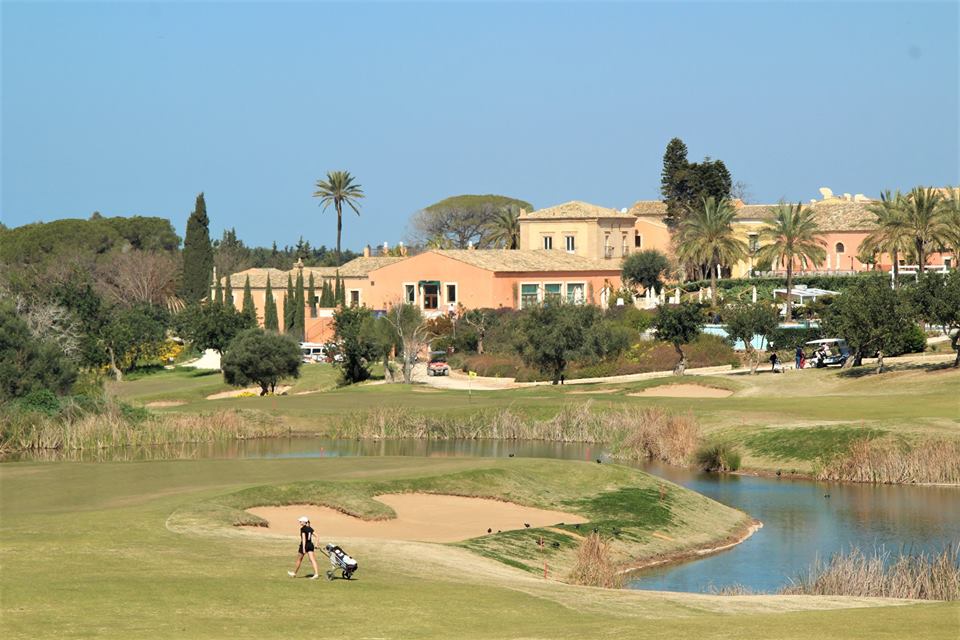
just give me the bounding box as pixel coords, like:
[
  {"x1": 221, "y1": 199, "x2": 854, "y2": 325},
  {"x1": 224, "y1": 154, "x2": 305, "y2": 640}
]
[{"x1": 1, "y1": 456, "x2": 956, "y2": 639}]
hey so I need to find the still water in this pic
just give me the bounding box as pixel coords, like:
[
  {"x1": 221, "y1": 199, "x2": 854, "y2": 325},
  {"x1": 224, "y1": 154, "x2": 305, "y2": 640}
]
[{"x1": 11, "y1": 437, "x2": 960, "y2": 592}]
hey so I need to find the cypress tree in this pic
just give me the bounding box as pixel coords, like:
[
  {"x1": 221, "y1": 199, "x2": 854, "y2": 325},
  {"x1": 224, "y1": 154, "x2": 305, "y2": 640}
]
[
  {"x1": 224, "y1": 273, "x2": 233, "y2": 308},
  {"x1": 264, "y1": 278, "x2": 279, "y2": 331},
  {"x1": 214, "y1": 274, "x2": 223, "y2": 305},
  {"x1": 294, "y1": 270, "x2": 305, "y2": 340},
  {"x1": 334, "y1": 271, "x2": 343, "y2": 305},
  {"x1": 307, "y1": 273, "x2": 317, "y2": 318},
  {"x1": 320, "y1": 280, "x2": 333, "y2": 307},
  {"x1": 284, "y1": 274, "x2": 295, "y2": 333},
  {"x1": 242, "y1": 275, "x2": 256, "y2": 323},
  {"x1": 181, "y1": 192, "x2": 214, "y2": 303}
]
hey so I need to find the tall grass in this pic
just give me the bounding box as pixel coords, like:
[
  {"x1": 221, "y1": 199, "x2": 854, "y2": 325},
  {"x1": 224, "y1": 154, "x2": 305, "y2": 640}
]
[
  {"x1": 1, "y1": 399, "x2": 287, "y2": 455},
  {"x1": 781, "y1": 546, "x2": 960, "y2": 601},
  {"x1": 695, "y1": 442, "x2": 742, "y2": 472},
  {"x1": 324, "y1": 403, "x2": 700, "y2": 465},
  {"x1": 815, "y1": 437, "x2": 960, "y2": 484},
  {"x1": 567, "y1": 533, "x2": 624, "y2": 588}
]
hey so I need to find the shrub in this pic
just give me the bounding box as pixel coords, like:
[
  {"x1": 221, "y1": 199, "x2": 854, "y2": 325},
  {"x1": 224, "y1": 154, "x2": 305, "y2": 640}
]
[
  {"x1": 815, "y1": 437, "x2": 960, "y2": 484},
  {"x1": 696, "y1": 442, "x2": 741, "y2": 472},
  {"x1": 567, "y1": 533, "x2": 624, "y2": 588},
  {"x1": 222, "y1": 329, "x2": 302, "y2": 394},
  {"x1": 17, "y1": 389, "x2": 62, "y2": 416}
]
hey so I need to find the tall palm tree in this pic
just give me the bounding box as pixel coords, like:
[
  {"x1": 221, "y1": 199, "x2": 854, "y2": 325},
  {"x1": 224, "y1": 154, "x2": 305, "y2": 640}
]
[
  {"x1": 313, "y1": 171, "x2": 364, "y2": 263},
  {"x1": 675, "y1": 197, "x2": 748, "y2": 303},
  {"x1": 901, "y1": 186, "x2": 945, "y2": 270},
  {"x1": 862, "y1": 190, "x2": 910, "y2": 288},
  {"x1": 754, "y1": 201, "x2": 826, "y2": 321},
  {"x1": 937, "y1": 186, "x2": 960, "y2": 263},
  {"x1": 488, "y1": 206, "x2": 521, "y2": 249}
]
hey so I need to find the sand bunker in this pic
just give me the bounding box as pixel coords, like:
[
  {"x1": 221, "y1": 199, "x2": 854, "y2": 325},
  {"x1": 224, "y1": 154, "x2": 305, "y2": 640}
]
[
  {"x1": 568, "y1": 388, "x2": 618, "y2": 395},
  {"x1": 630, "y1": 384, "x2": 732, "y2": 398},
  {"x1": 207, "y1": 385, "x2": 290, "y2": 400},
  {"x1": 243, "y1": 493, "x2": 588, "y2": 543},
  {"x1": 145, "y1": 400, "x2": 186, "y2": 408}
]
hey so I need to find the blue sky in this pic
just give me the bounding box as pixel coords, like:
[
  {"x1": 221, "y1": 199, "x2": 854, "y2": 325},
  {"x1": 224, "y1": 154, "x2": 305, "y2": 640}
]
[{"x1": 2, "y1": 1, "x2": 958, "y2": 250}]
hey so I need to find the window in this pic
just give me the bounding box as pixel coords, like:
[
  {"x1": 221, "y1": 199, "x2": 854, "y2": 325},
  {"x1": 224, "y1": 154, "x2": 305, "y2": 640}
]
[
  {"x1": 944, "y1": 257, "x2": 953, "y2": 269},
  {"x1": 835, "y1": 242, "x2": 845, "y2": 254},
  {"x1": 404, "y1": 284, "x2": 416, "y2": 304},
  {"x1": 635, "y1": 233, "x2": 643, "y2": 248},
  {"x1": 542, "y1": 236, "x2": 553, "y2": 250},
  {"x1": 544, "y1": 283, "x2": 562, "y2": 300},
  {"x1": 566, "y1": 283, "x2": 585, "y2": 305},
  {"x1": 445, "y1": 283, "x2": 457, "y2": 304},
  {"x1": 349, "y1": 290, "x2": 360, "y2": 307},
  {"x1": 621, "y1": 233, "x2": 628, "y2": 256},
  {"x1": 565, "y1": 235, "x2": 576, "y2": 253},
  {"x1": 422, "y1": 283, "x2": 439, "y2": 310},
  {"x1": 749, "y1": 234, "x2": 759, "y2": 252},
  {"x1": 520, "y1": 284, "x2": 539, "y2": 308},
  {"x1": 604, "y1": 234, "x2": 612, "y2": 259}
]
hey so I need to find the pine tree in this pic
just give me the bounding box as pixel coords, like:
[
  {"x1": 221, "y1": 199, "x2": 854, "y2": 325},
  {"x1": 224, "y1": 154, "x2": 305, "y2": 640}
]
[
  {"x1": 284, "y1": 274, "x2": 295, "y2": 333},
  {"x1": 660, "y1": 138, "x2": 690, "y2": 228},
  {"x1": 242, "y1": 275, "x2": 256, "y2": 323},
  {"x1": 214, "y1": 275, "x2": 223, "y2": 305},
  {"x1": 307, "y1": 273, "x2": 317, "y2": 318},
  {"x1": 181, "y1": 192, "x2": 214, "y2": 303},
  {"x1": 294, "y1": 270, "x2": 305, "y2": 341},
  {"x1": 264, "y1": 278, "x2": 279, "y2": 331},
  {"x1": 224, "y1": 273, "x2": 233, "y2": 308}
]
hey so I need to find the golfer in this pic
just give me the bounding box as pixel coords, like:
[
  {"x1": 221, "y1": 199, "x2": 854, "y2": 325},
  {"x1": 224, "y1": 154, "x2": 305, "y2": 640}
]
[{"x1": 288, "y1": 516, "x2": 320, "y2": 579}]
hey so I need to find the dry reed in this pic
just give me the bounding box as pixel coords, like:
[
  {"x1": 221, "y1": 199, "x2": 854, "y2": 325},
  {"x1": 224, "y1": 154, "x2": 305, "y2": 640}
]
[
  {"x1": 816, "y1": 437, "x2": 960, "y2": 484},
  {"x1": 780, "y1": 545, "x2": 960, "y2": 601},
  {"x1": 567, "y1": 533, "x2": 624, "y2": 588}
]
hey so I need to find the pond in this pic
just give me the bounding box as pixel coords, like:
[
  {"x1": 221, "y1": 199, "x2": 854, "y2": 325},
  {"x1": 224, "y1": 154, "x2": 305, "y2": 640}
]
[{"x1": 8, "y1": 436, "x2": 959, "y2": 593}]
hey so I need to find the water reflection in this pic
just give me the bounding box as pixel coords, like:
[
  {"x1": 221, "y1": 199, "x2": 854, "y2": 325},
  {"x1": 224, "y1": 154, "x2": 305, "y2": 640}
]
[{"x1": 7, "y1": 436, "x2": 959, "y2": 592}]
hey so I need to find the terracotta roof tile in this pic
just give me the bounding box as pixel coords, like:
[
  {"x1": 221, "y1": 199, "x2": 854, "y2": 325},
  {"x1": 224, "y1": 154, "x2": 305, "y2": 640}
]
[
  {"x1": 520, "y1": 200, "x2": 633, "y2": 220},
  {"x1": 733, "y1": 201, "x2": 877, "y2": 231},
  {"x1": 224, "y1": 256, "x2": 404, "y2": 288},
  {"x1": 627, "y1": 200, "x2": 668, "y2": 216},
  {"x1": 430, "y1": 249, "x2": 621, "y2": 272}
]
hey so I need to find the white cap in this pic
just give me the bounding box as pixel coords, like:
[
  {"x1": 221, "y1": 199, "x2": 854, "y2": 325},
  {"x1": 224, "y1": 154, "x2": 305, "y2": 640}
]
[{"x1": 298, "y1": 516, "x2": 309, "y2": 523}]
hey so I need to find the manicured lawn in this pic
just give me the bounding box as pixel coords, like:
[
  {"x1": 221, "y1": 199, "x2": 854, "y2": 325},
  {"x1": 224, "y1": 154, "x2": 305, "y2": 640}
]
[{"x1": 2, "y1": 457, "x2": 954, "y2": 639}]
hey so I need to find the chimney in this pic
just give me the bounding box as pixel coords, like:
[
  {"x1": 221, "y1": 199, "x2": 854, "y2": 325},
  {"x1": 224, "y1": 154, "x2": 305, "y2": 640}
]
[
  {"x1": 519, "y1": 208, "x2": 527, "y2": 217},
  {"x1": 468, "y1": 241, "x2": 476, "y2": 251},
  {"x1": 398, "y1": 241, "x2": 407, "y2": 256},
  {"x1": 818, "y1": 187, "x2": 833, "y2": 200},
  {"x1": 382, "y1": 241, "x2": 389, "y2": 255},
  {"x1": 854, "y1": 193, "x2": 867, "y2": 202},
  {"x1": 843, "y1": 193, "x2": 852, "y2": 201},
  {"x1": 363, "y1": 244, "x2": 371, "y2": 258}
]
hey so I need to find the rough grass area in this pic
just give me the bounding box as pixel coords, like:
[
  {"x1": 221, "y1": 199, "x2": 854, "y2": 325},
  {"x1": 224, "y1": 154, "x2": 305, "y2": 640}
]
[
  {"x1": 174, "y1": 459, "x2": 748, "y2": 579},
  {"x1": 742, "y1": 426, "x2": 889, "y2": 462},
  {"x1": 815, "y1": 437, "x2": 960, "y2": 484},
  {"x1": 3, "y1": 456, "x2": 955, "y2": 640}
]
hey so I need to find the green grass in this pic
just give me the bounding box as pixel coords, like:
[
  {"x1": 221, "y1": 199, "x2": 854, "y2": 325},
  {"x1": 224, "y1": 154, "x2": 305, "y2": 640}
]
[
  {"x1": 740, "y1": 426, "x2": 890, "y2": 462},
  {"x1": 2, "y1": 456, "x2": 955, "y2": 639},
  {"x1": 99, "y1": 361, "x2": 960, "y2": 478}
]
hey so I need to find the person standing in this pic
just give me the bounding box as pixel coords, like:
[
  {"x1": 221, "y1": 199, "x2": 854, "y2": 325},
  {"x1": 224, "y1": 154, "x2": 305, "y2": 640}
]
[
  {"x1": 795, "y1": 345, "x2": 804, "y2": 370},
  {"x1": 288, "y1": 516, "x2": 320, "y2": 579}
]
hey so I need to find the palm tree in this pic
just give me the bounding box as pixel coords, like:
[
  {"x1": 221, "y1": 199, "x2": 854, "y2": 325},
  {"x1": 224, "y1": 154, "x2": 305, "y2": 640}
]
[
  {"x1": 312, "y1": 171, "x2": 365, "y2": 263},
  {"x1": 675, "y1": 197, "x2": 748, "y2": 303},
  {"x1": 488, "y1": 206, "x2": 521, "y2": 249},
  {"x1": 901, "y1": 186, "x2": 945, "y2": 270},
  {"x1": 862, "y1": 190, "x2": 910, "y2": 288},
  {"x1": 754, "y1": 201, "x2": 826, "y2": 322},
  {"x1": 937, "y1": 186, "x2": 960, "y2": 263}
]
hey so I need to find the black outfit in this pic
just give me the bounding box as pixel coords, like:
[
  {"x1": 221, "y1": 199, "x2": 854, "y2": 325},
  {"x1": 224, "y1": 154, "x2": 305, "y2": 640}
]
[{"x1": 298, "y1": 525, "x2": 315, "y2": 554}]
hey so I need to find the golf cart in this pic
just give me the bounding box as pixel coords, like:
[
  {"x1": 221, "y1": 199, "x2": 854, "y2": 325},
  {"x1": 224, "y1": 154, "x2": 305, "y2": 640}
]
[{"x1": 804, "y1": 338, "x2": 850, "y2": 367}]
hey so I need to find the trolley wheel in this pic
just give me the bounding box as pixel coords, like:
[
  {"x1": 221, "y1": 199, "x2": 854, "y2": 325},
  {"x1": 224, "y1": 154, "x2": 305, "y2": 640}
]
[
  {"x1": 343, "y1": 571, "x2": 351, "y2": 580},
  {"x1": 326, "y1": 570, "x2": 334, "y2": 581}
]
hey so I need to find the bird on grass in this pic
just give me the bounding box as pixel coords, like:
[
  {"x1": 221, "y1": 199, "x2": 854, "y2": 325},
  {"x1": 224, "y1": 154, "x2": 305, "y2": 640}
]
[
  {"x1": 524, "y1": 523, "x2": 531, "y2": 528},
  {"x1": 487, "y1": 528, "x2": 492, "y2": 534},
  {"x1": 824, "y1": 494, "x2": 831, "y2": 498},
  {"x1": 497, "y1": 530, "x2": 501, "y2": 533},
  {"x1": 550, "y1": 541, "x2": 560, "y2": 549},
  {"x1": 508, "y1": 453, "x2": 515, "y2": 458},
  {"x1": 574, "y1": 524, "x2": 580, "y2": 530},
  {"x1": 596, "y1": 459, "x2": 602, "y2": 464},
  {"x1": 593, "y1": 528, "x2": 599, "y2": 534}
]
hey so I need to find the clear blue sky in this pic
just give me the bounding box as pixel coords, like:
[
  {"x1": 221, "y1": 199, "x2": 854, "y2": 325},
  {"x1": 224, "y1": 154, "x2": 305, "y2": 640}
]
[{"x1": 3, "y1": 1, "x2": 958, "y2": 250}]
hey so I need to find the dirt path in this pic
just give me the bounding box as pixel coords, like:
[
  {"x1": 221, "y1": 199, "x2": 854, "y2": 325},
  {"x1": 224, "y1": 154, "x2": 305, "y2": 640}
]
[
  {"x1": 243, "y1": 493, "x2": 587, "y2": 542},
  {"x1": 629, "y1": 384, "x2": 733, "y2": 398}
]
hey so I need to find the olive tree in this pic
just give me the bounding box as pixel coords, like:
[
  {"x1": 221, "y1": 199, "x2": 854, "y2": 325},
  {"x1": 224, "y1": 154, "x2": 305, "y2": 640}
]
[
  {"x1": 724, "y1": 302, "x2": 779, "y2": 374},
  {"x1": 654, "y1": 302, "x2": 705, "y2": 375},
  {"x1": 221, "y1": 328, "x2": 302, "y2": 395}
]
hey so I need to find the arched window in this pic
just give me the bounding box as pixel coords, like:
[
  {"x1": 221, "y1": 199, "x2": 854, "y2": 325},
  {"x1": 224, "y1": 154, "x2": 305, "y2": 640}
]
[{"x1": 835, "y1": 242, "x2": 845, "y2": 254}]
